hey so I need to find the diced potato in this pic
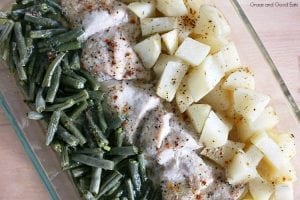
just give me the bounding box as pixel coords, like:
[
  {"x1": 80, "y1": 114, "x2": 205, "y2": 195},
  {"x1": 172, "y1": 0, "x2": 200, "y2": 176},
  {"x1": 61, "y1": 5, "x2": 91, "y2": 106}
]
[
  {"x1": 184, "y1": 0, "x2": 204, "y2": 16},
  {"x1": 161, "y1": 29, "x2": 178, "y2": 55},
  {"x1": 195, "y1": 34, "x2": 229, "y2": 54},
  {"x1": 201, "y1": 140, "x2": 244, "y2": 167},
  {"x1": 202, "y1": 81, "x2": 232, "y2": 112},
  {"x1": 194, "y1": 5, "x2": 231, "y2": 38},
  {"x1": 200, "y1": 110, "x2": 229, "y2": 147},
  {"x1": 212, "y1": 42, "x2": 241, "y2": 73},
  {"x1": 249, "y1": 176, "x2": 274, "y2": 200},
  {"x1": 141, "y1": 17, "x2": 177, "y2": 36},
  {"x1": 175, "y1": 76, "x2": 194, "y2": 113},
  {"x1": 250, "y1": 132, "x2": 288, "y2": 170},
  {"x1": 276, "y1": 133, "x2": 296, "y2": 160},
  {"x1": 156, "y1": 0, "x2": 188, "y2": 17},
  {"x1": 134, "y1": 34, "x2": 161, "y2": 69},
  {"x1": 175, "y1": 37, "x2": 210, "y2": 66},
  {"x1": 226, "y1": 151, "x2": 258, "y2": 184},
  {"x1": 233, "y1": 88, "x2": 270, "y2": 122},
  {"x1": 127, "y1": 2, "x2": 155, "y2": 19},
  {"x1": 245, "y1": 145, "x2": 264, "y2": 167},
  {"x1": 187, "y1": 55, "x2": 224, "y2": 101},
  {"x1": 215, "y1": 111, "x2": 234, "y2": 131},
  {"x1": 176, "y1": 16, "x2": 194, "y2": 43},
  {"x1": 257, "y1": 159, "x2": 296, "y2": 184},
  {"x1": 222, "y1": 69, "x2": 255, "y2": 90},
  {"x1": 186, "y1": 104, "x2": 211, "y2": 133},
  {"x1": 275, "y1": 183, "x2": 294, "y2": 200},
  {"x1": 153, "y1": 54, "x2": 182, "y2": 77},
  {"x1": 235, "y1": 106, "x2": 279, "y2": 142},
  {"x1": 156, "y1": 61, "x2": 188, "y2": 101}
]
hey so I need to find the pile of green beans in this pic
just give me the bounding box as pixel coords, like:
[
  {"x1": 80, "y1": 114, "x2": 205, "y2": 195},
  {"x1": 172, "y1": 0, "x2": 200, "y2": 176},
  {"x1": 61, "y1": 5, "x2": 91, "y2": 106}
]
[{"x1": 0, "y1": 0, "x2": 161, "y2": 199}]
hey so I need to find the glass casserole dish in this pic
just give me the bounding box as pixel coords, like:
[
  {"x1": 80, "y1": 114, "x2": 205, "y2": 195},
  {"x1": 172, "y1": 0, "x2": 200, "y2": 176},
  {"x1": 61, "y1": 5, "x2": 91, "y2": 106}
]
[{"x1": 0, "y1": 0, "x2": 299, "y2": 199}]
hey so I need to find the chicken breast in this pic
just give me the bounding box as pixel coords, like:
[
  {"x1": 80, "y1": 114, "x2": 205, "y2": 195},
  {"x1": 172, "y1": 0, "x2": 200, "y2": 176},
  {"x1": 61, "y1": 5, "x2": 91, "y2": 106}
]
[
  {"x1": 103, "y1": 81, "x2": 245, "y2": 200},
  {"x1": 61, "y1": 0, "x2": 149, "y2": 81}
]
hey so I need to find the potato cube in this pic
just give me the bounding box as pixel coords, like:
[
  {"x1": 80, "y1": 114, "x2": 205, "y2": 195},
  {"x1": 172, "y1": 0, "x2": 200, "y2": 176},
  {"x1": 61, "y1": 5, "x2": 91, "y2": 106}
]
[
  {"x1": 175, "y1": 37, "x2": 210, "y2": 66},
  {"x1": 187, "y1": 55, "x2": 224, "y2": 101},
  {"x1": 222, "y1": 69, "x2": 255, "y2": 90},
  {"x1": 276, "y1": 133, "x2": 296, "y2": 160},
  {"x1": 153, "y1": 54, "x2": 181, "y2": 77},
  {"x1": 194, "y1": 5, "x2": 231, "y2": 38},
  {"x1": 175, "y1": 76, "x2": 194, "y2": 113},
  {"x1": 249, "y1": 176, "x2": 274, "y2": 200},
  {"x1": 226, "y1": 151, "x2": 258, "y2": 184},
  {"x1": 156, "y1": 0, "x2": 188, "y2": 17},
  {"x1": 186, "y1": 104, "x2": 211, "y2": 133},
  {"x1": 156, "y1": 61, "x2": 188, "y2": 101},
  {"x1": 212, "y1": 42, "x2": 241, "y2": 73},
  {"x1": 245, "y1": 145, "x2": 264, "y2": 167},
  {"x1": 275, "y1": 183, "x2": 294, "y2": 200},
  {"x1": 141, "y1": 17, "x2": 177, "y2": 36},
  {"x1": 127, "y1": 2, "x2": 155, "y2": 19},
  {"x1": 161, "y1": 29, "x2": 178, "y2": 55},
  {"x1": 233, "y1": 88, "x2": 270, "y2": 122},
  {"x1": 250, "y1": 132, "x2": 288, "y2": 170},
  {"x1": 202, "y1": 81, "x2": 232, "y2": 112},
  {"x1": 195, "y1": 35, "x2": 229, "y2": 54},
  {"x1": 134, "y1": 34, "x2": 161, "y2": 69},
  {"x1": 200, "y1": 110, "x2": 229, "y2": 147},
  {"x1": 201, "y1": 140, "x2": 244, "y2": 167}
]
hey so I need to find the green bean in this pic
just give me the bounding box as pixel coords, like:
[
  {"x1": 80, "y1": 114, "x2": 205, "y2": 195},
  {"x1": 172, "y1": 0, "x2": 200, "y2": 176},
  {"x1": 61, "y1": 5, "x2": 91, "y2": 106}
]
[
  {"x1": 109, "y1": 115, "x2": 125, "y2": 130},
  {"x1": 45, "y1": 99, "x2": 75, "y2": 112},
  {"x1": 27, "y1": 52, "x2": 36, "y2": 77},
  {"x1": 72, "y1": 154, "x2": 114, "y2": 170},
  {"x1": 30, "y1": 28, "x2": 66, "y2": 38},
  {"x1": 125, "y1": 178, "x2": 135, "y2": 200},
  {"x1": 87, "y1": 91, "x2": 104, "y2": 101},
  {"x1": 137, "y1": 154, "x2": 147, "y2": 182},
  {"x1": 24, "y1": 12, "x2": 60, "y2": 27},
  {"x1": 105, "y1": 181, "x2": 121, "y2": 196},
  {"x1": 0, "y1": 11, "x2": 8, "y2": 19},
  {"x1": 112, "y1": 155, "x2": 128, "y2": 166},
  {"x1": 83, "y1": 191, "x2": 96, "y2": 200},
  {"x1": 42, "y1": 52, "x2": 65, "y2": 87},
  {"x1": 14, "y1": 22, "x2": 29, "y2": 66},
  {"x1": 45, "y1": 110, "x2": 61, "y2": 145},
  {"x1": 86, "y1": 111, "x2": 109, "y2": 148},
  {"x1": 78, "y1": 69, "x2": 101, "y2": 91},
  {"x1": 97, "y1": 171, "x2": 123, "y2": 198},
  {"x1": 0, "y1": 19, "x2": 14, "y2": 43},
  {"x1": 60, "y1": 112, "x2": 86, "y2": 145},
  {"x1": 35, "y1": 88, "x2": 46, "y2": 113},
  {"x1": 82, "y1": 125, "x2": 97, "y2": 149},
  {"x1": 61, "y1": 75, "x2": 85, "y2": 89},
  {"x1": 69, "y1": 101, "x2": 89, "y2": 121},
  {"x1": 46, "y1": 12, "x2": 69, "y2": 28},
  {"x1": 45, "y1": 65, "x2": 62, "y2": 103},
  {"x1": 70, "y1": 52, "x2": 80, "y2": 70},
  {"x1": 122, "y1": 197, "x2": 128, "y2": 200},
  {"x1": 71, "y1": 166, "x2": 89, "y2": 178},
  {"x1": 63, "y1": 70, "x2": 87, "y2": 83},
  {"x1": 56, "y1": 125, "x2": 80, "y2": 147},
  {"x1": 107, "y1": 146, "x2": 138, "y2": 156},
  {"x1": 75, "y1": 148, "x2": 103, "y2": 156},
  {"x1": 95, "y1": 101, "x2": 107, "y2": 133},
  {"x1": 61, "y1": 145, "x2": 70, "y2": 168},
  {"x1": 27, "y1": 111, "x2": 43, "y2": 120},
  {"x1": 35, "y1": 63, "x2": 46, "y2": 84},
  {"x1": 55, "y1": 90, "x2": 89, "y2": 103},
  {"x1": 56, "y1": 40, "x2": 82, "y2": 52},
  {"x1": 129, "y1": 160, "x2": 141, "y2": 192},
  {"x1": 21, "y1": 0, "x2": 34, "y2": 5},
  {"x1": 107, "y1": 188, "x2": 124, "y2": 199},
  {"x1": 51, "y1": 140, "x2": 63, "y2": 153},
  {"x1": 62, "y1": 161, "x2": 81, "y2": 171},
  {"x1": 90, "y1": 152, "x2": 103, "y2": 195},
  {"x1": 12, "y1": 42, "x2": 27, "y2": 81},
  {"x1": 43, "y1": 0, "x2": 62, "y2": 12},
  {"x1": 115, "y1": 128, "x2": 125, "y2": 147},
  {"x1": 61, "y1": 54, "x2": 70, "y2": 70}
]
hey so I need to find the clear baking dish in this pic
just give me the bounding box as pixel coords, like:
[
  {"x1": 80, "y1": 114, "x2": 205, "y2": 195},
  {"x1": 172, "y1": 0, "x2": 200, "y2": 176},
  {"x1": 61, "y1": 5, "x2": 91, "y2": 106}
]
[{"x1": 0, "y1": 0, "x2": 299, "y2": 199}]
